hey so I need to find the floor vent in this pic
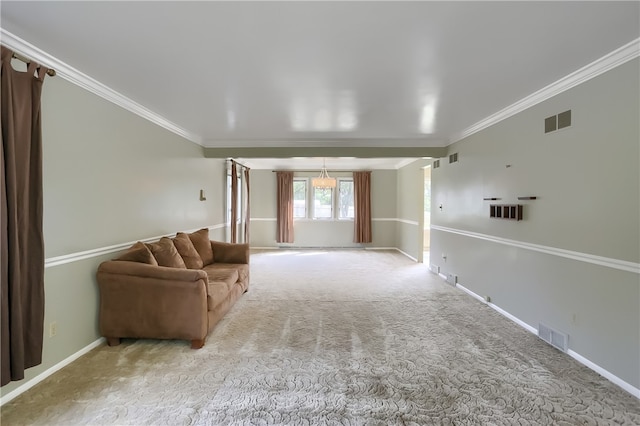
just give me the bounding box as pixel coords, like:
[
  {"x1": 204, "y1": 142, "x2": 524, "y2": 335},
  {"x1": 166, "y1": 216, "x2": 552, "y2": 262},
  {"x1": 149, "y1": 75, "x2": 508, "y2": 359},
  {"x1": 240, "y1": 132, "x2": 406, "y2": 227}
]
[
  {"x1": 538, "y1": 323, "x2": 568, "y2": 352},
  {"x1": 445, "y1": 273, "x2": 457, "y2": 286},
  {"x1": 429, "y1": 264, "x2": 440, "y2": 274}
]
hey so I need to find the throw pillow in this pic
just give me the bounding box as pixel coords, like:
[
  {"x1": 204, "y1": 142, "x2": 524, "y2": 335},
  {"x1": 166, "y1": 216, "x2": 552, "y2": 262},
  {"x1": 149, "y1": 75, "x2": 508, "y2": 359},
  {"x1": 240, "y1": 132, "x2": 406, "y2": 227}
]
[
  {"x1": 116, "y1": 241, "x2": 158, "y2": 265},
  {"x1": 146, "y1": 237, "x2": 187, "y2": 268},
  {"x1": 173, "y1": 233, "x2": 204, "y2": 269},
  {"x1": 187, "y1": 228, "x2": 214, "y2": 265}
]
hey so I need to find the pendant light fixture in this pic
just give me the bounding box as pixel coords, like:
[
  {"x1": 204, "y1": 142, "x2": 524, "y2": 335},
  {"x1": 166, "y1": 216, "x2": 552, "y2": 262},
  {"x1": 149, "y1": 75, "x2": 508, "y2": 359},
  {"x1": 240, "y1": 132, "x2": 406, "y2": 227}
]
[{"x1": 311, "y1": 158, "x2": 337, "y2": 189}]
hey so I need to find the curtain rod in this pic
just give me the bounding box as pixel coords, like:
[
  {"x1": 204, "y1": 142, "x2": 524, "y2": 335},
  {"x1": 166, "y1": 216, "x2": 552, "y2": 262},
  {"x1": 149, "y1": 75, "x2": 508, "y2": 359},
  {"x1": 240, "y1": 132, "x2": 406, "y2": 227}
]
[
  {"x1": 11, "y1": 52, "x2": 56, "y2": 77},
  {"x1": 228, "y1": 159, "x2": 250, "y2": 170}
]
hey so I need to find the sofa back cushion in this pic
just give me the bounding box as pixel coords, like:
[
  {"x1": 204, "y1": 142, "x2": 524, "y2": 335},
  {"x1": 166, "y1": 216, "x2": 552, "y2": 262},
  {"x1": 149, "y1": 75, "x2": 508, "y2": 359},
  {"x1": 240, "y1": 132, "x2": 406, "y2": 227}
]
[
  {"x1": 116, "y1": 241, "x2": 158, "y2": 265},
  {"x1": 187, "y1": 228, "x2": 214, "y2": 266},
  {"x1": 146, "y1": 237, "x2": 187, "y2": 268},
  {"x1": 173, "y1": 233, "x2": 204, "y2": 269}
]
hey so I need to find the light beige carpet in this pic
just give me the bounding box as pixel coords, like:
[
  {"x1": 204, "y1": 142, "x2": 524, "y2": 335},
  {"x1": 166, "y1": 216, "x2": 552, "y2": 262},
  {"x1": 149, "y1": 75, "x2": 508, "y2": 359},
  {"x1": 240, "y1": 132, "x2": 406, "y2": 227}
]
[{"x1": 2, "y1": 249, "x2": 639, "y2": 425}]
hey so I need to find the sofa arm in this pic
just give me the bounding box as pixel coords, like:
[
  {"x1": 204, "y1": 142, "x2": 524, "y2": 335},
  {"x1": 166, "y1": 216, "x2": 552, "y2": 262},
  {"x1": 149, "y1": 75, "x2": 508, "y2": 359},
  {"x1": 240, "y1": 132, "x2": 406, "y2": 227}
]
[
  {"x1": 98, "y1": 260, "x2": 208, "y2": 282},
  {"x1": 210, "y1": 241, "x2": 250, "y2": 264},
  {"x1": 97, "y1": 265, "x2": 209, "y2": 341}
]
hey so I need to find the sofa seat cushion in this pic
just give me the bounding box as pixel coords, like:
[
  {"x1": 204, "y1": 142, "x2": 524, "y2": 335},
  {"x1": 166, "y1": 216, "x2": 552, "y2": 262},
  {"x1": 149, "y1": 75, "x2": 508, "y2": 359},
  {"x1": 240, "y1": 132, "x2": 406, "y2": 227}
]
[
  {"x1": 207, "y1": 282, "x2": 231, "y2": 310},
  {"x1": 225, "y1": 264, "x2": 249, "y2": 291},
  {"x1": 203, "y1": 265, "x2": 239, "y2": 287}
]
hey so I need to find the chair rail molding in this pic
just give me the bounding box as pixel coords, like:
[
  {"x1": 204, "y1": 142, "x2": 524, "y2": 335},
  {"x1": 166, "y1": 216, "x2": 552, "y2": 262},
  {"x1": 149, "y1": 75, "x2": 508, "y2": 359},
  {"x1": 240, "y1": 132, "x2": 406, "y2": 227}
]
[
  {"x1": 431, "y1": 225, "x2": 640, "y2": 274},
  {"x1": 44, "y1": 224, "x2": 226, "y2": 268}
]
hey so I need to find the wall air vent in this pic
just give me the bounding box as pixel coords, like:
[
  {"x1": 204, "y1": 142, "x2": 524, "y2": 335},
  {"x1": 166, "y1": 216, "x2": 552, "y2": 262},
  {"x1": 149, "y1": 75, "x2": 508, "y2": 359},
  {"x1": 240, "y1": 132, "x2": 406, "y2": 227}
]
[
  {"x1": 544, "y1": 115, "x2": 557, "y2": 133},
  {"x1": 557, "y1": 110, "x2": 571, "y2": 129},
  {"x1": 448, "y1": 153, "x2": 458, "y2": 164},
  {"x1": 433, "y1": 159, "x2": 440, "y2": 169},
  {"x1": 545, "y1": 110, "x2": 571, "y2": 133},
  {"x1": 538, "y1": 323, "x2": 568, "y2": 352}
]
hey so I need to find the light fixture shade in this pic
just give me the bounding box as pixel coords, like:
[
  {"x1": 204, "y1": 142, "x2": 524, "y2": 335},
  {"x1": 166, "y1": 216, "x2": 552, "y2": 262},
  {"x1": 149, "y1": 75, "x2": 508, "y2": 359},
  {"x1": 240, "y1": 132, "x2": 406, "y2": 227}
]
[
  {"x1": 312, "y1": 160, "x2": 337, "y2": 188},
  {"x1": 312, "y1": 176, "x2": 337, "y2": 188}
]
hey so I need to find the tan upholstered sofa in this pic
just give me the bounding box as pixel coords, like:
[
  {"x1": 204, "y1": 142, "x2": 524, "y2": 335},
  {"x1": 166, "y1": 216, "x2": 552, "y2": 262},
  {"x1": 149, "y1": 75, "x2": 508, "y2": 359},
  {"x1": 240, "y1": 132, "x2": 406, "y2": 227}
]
[{"x1": 96, "y1": 228, "x2": 249, "y2": 349}]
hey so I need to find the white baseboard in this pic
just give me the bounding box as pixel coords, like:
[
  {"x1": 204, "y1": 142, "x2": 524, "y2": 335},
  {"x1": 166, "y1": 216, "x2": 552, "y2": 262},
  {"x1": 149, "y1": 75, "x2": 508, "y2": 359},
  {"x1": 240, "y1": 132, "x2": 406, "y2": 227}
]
[
  {"x1": 0, "y1": 337, "x2": 105, "y2": 406},
  {"x1": 454, "y1": 282, "x2": 640, "y2": 399},
  {"x1": 566, "y1": 350, "x2": 640, "y2": 399},
  {"x1": 393, "y1": 248, "x2": 418, "y2": 262},
  {"x1": 252, "y1": 246, "x2": 420, "y2": 262}
]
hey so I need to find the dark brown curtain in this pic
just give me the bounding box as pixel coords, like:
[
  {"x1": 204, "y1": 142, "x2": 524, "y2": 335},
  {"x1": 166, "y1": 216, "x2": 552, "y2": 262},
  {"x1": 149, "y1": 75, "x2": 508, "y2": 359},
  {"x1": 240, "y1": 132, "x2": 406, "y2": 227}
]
[
  {"x1": 230, "y1": 161, "x2": 238, "y2": 243},
  {"x1": 1, "y1": 47, "x2": 48, "y2": 386},
  {"x1": 353, "y1": 171, "x2": 372, "y2": 243},
  {"x1": 276, "y1": 171, "x2": 294, "y2": 243},
  {"x1": 243, "y1": 167, "x2": 251, "y2": 244}
]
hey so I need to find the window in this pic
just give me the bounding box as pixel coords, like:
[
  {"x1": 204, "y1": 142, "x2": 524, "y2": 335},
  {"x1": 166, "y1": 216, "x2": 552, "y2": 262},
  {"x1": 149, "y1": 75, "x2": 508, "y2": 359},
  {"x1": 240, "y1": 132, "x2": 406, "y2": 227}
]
[
  {"x1": 226, "y1": 171, "x2": 243, "y2": 223},
  {"x1": 313, "y1": 187, "x2": 333, "y2": 219},
  {"x1": 293, "y1": 179, "x2": 307, "y2": 218},
  {"x1": 226, "y1": 173, "x2": 232, "y2": 223},
  {"x1": 294, "y1": 177, "x2": 354, "y2": 220},
  {"x1": 338, "y1": 179, "x2": 354, "y2": 219}
]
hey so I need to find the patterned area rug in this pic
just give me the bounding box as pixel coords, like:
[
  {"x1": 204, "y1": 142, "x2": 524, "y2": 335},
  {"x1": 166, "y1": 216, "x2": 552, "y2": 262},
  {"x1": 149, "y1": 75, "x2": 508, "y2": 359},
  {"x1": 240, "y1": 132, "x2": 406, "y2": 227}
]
[{"x1": 2, "y1": 250, "x2": 639, "y2": 425}]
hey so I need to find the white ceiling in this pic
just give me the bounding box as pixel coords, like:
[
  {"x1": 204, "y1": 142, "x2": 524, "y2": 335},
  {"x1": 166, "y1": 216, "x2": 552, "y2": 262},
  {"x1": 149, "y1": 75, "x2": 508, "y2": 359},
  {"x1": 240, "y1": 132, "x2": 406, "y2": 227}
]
[{"x1": 1, "y1": 1, "x2": 639, "y2": 170}]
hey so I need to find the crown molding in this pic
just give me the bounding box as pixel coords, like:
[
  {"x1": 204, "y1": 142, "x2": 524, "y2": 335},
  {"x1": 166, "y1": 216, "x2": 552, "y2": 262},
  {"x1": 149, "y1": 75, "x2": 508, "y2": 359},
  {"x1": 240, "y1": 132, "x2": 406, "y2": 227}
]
[
  {"x1": 0, "y1": 29, "x2": 202, "y2": 146},
  {"x1": 452, "y1": 37, "x2": 640, "y2": 144}
]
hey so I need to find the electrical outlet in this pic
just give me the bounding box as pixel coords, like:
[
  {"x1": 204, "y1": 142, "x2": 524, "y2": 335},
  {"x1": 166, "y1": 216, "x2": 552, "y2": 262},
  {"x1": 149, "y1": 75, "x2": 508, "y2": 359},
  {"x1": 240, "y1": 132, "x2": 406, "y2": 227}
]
[{"x1": 49, "y1": 321, "x2": 57, "y2": 337}]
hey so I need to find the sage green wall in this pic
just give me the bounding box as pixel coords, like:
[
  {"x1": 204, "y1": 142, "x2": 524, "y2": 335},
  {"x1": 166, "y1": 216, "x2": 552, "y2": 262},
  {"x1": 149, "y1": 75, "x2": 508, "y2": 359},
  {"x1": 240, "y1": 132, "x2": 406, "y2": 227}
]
[
  {"x1": 430, "y1": 59, "x2": 640, "y2": 389},
  {"x1": 396, "y1": 159, "x2": 431, "y2": 260},
  {"x1": 249, "y1": 170, "x2": 398, "y2": 248},
  {"x1": 1, "y1": 75, "x2": 227, "y2": 397}
]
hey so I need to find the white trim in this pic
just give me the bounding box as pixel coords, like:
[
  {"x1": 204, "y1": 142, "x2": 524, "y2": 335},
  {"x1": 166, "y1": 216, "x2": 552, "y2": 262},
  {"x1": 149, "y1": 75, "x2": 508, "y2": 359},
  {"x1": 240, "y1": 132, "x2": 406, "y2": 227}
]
[
  {"x1": 394, "y1": 248, "x2": 418, "y2": 262},
  {"x1": 0, "y1": 29, "x2": 202, "y2": 146},
  {"x1": 452, "y1": 38, "x2": 640, "y2": 144},
  {"x1": 0, "y1": 338, "x2": 105, "y2": 406},
  {"x1": 366, "y1": 247, "x2": 398, "y2": 251},
  {"x1": 397, "y1": 219, "x2": 420, "y2": 226},
  {"x1": 454, "y1": 282, "x2": 640, "y2": 399},
  {"x1": 44, "y1": 224, "x2": 226, "y2": 268},
  {"x1": 567, "y1": 350, "x2": 640, "y2": 399},
  {"x1": 256, "y1": 217, "x2": 416, "y2": 224},
  {"x1": 234, "y1": 246, "x2": 419, "y2": 261},
  {"x1": 431, "y1": 225, "x2": 640, "y2": 274}
]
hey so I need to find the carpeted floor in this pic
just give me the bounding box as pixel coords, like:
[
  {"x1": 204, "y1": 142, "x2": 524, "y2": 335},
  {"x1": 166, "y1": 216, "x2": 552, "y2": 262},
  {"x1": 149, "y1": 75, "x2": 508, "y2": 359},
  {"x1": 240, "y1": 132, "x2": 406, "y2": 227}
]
[{"x1": 2, "y1": 249, "x2": 639, "y2": 425}]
